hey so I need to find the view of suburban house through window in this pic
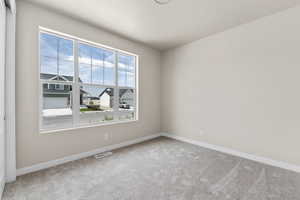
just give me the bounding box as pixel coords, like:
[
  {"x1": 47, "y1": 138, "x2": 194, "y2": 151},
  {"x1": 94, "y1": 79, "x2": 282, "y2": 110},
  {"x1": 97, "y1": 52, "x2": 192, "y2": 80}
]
[{"x1": 40, "y1": 29, "x2": 137, "y2": 132}]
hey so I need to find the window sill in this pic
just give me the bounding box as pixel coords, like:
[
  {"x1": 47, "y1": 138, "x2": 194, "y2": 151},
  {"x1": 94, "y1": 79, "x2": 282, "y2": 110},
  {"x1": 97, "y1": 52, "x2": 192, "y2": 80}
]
[{"x1": 39, "y1": 119, "x2": 138, "y2": 135}]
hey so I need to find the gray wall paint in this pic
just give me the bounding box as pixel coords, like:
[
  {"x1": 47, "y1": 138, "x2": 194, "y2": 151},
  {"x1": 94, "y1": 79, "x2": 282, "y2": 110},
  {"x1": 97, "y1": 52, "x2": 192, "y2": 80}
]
[
  {"x1": 161, "y1": 6, "x2": 300, "y2": 166},
  {"x1": 16, "y1": 1, "x2": 161, "y2": 169},
  {"x1": 17, "y1": 0, "x2": 300, "y2": 170}
]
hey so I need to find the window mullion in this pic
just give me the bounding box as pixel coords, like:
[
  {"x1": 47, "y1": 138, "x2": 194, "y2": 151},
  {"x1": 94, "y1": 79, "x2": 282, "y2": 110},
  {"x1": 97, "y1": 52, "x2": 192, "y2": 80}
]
[
  {"x1": 134, "y1": 57, "x2": 138, "y2": 120},
  {"x1": 73, "y1": 40, "x2": 80, "y2": 126},
  {"x1": 39, "y1": 80, "x2": 43, "y2": 131},
  {"x1": 102, "y1": 52, "x2": 105, "y2": 85},
  {"x1": 125, "y1": 61, "x2": 127, "y2": 86},
  {"x1": 57, "y1": 38, "x2": 60, "y2": 75},
  {"x1": 113, "y1": 52, "x2": 119, "y2": 120},
  {"x1": 90, "y1": 54, "x2": 93, "y2": 84}
]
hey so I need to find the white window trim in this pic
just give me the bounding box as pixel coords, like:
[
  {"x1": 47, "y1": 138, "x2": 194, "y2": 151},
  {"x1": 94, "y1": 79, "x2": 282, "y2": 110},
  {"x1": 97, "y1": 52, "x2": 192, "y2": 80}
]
[
  {"x1": 5, "y1": 0, "x2": 17, "y2": 183},
  {"x1": 38, "y1": 27, "x2": 139, "y2": 134}
]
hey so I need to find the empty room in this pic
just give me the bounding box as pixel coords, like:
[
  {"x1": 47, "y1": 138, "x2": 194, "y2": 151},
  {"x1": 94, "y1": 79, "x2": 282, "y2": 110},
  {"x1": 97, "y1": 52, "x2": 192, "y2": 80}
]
[{"x1": 1, "y1": 0, "x2": 300, "y2": 199}]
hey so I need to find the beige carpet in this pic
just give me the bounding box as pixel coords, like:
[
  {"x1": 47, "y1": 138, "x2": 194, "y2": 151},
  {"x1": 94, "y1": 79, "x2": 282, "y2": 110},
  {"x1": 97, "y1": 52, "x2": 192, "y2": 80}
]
[{"x1": 3, "y1": 137, "x2": 300, "y2": 200}]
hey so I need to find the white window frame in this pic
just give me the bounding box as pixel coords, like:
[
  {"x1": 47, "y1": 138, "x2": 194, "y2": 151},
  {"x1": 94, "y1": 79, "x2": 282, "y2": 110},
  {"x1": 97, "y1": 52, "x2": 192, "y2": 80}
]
[{"x1": 38, "y1": 27, "x2": 139, "y2": 133}]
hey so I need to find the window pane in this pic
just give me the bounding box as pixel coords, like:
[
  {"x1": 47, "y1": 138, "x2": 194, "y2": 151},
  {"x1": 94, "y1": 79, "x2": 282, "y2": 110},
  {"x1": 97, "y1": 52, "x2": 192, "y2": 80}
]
[
  {"x1": 59, "y1": 60, "x2": 74, "y2": 77},
  {"x1": 80, "y1": 85, "x2": 114, "y2": 125},
  {"x1": 118, "y1": 53, "x2": 135, "y2": 87},
  {"x1": 79, "y1": 43, "x2": 115, "y2": 85},
  {"x1": 80, "y1": 112, "x2": 114, "y2": 125},
  {"x1": 40, "y1": 32, "x2": 74, "y2": 79},
  {"x1": 104, "y1": 66, "x2": 114, "y2": 85},
  {"x1": 118, "y1": 70, "x2": 126, "y2": 87},
  {"x1": 118, "y1": 54, "x2": 128, "y2": 87},
  {"x1": 119, "y1": 112, "x2": 135, "y2": 121},
  {"x1": 104, "y1": 50, "x2": 115, "y2": 85},
  {"x1": 79, "y1": 63, "x2": 91, "y2": 84},
  {"x1": 80, "y1": 85, "x2": 114, "y2": 111},
  {"x1": 92, "y1": 47, "x2": 103, "y2": 66},
  {"x1": 119, "y1": 89, "x2": 135, "y2": 111},
  {"x1": 92, "y1": 66, "x2": 103, "y2": 85},
  {"x1": 127, "y1": 60, "x2": 135, "y2": 87},
  {"x1": 40, "y1": 56, "x2": 57, "y2": 75},
  {"x1": 79, "y1": 43, "x2": 91, "y2": 65},
  {"x1": 41, "y1": 83, "x2": 73, "y2": 130},
  {"x1": 127, "y1": 72, "x2": 135, "y2": 88},
  {"x1": 40, "y1": 33, "x2": 58, "y2": 58},
  {"x1": 59, "y1": 38, "x2": 73, "y2": 60}
]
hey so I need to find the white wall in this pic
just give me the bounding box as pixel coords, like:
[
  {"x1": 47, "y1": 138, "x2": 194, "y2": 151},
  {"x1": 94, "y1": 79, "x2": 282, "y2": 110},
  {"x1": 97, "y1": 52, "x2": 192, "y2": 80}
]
[
  {"x1": 16, "y1": 1, "x2": 161, "y2": 169},
  {"x1": 161, "y1": 6, "x2": 300, "y2": 166}
]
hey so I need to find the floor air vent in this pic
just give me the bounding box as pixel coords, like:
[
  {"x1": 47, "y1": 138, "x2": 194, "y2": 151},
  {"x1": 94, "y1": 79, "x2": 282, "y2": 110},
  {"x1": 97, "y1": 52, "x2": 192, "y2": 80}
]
[{"x1": 94, "y1": 152, "x2": 113, "y2": 160}]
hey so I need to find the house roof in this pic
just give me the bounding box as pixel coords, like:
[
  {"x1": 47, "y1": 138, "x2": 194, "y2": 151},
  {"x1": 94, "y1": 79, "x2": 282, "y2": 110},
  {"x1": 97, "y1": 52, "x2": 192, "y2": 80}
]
[
  {"x1": 41, "y1": 73, "x2": 133, "y2": 98},
  {"x1": 83, "y1": 88, "x2": 133, "y2": 99},
  {"x1": 99, "y1": 88, "x2": 113, "y2": 97},
  {"x1": 41, "y1": 73, "x2": 88, "y2": 96},
  {"x1": 82, "y1": 87, "x2": 107, "y2": 98},
  {"x1": 119, "y1": 89, "x2": 133, "y2": 98},
  {"x1": 98, "y1": 88, "x2": 133, "y2": 98}
]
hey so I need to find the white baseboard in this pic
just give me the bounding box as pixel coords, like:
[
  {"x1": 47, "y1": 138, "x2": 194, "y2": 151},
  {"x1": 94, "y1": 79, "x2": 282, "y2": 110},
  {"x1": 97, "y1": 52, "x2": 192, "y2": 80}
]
[
  {"x1": 17, "y1": 134, "x2": 161, "y2": 176},
  {"x1": 0, "y1": 176, "x2": 4, "y2": 200},
  {"x1": 161, "y1": 132, "x2": 300, "y2": 173},
  {"x1": 16, "y1": 132, "x2": 300, "y2": 177}
]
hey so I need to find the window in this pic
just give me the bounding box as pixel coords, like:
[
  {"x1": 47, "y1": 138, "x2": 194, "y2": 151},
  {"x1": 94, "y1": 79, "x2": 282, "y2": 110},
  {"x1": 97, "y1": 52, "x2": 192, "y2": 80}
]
[
  {"x1": 39, "y1": 29, "x2": 138, "y2": 132},
  {"x1": 47, "y1": 84, "x2": 65, "y2": 90}
]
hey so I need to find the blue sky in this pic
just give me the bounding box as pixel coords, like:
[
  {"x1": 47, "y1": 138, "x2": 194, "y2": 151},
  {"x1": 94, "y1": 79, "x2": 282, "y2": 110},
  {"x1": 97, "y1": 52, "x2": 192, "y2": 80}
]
[{"x1": 40, "y1": 32, "x2": 135, "y2": 87}]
